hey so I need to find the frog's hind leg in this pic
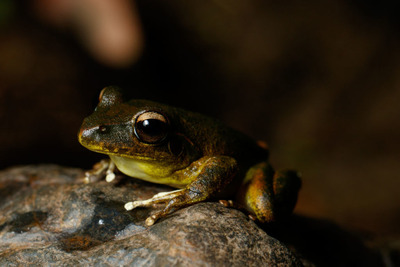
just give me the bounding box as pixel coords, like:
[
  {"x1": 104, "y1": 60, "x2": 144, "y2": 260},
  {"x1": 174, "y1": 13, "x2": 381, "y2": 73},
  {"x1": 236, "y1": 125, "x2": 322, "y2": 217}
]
[
  {"x1": 238, "y1": 162, "x2": 301, "y2": 223},
  {"x1": 272, "y1": 169, "x2": 302, "y2": 220}
]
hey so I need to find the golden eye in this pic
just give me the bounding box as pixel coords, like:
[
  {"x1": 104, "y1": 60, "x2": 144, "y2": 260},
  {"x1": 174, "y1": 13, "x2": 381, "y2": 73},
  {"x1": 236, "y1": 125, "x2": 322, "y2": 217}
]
[{"x1": 134, "y1": 111, "x2": 169, "y2": 144}]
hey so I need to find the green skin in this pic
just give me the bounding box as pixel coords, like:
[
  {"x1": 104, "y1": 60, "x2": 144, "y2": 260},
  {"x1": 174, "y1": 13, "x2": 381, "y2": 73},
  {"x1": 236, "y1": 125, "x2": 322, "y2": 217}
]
[{"x1": 78, "y1": 86, "x2": 301, "y2": 226}]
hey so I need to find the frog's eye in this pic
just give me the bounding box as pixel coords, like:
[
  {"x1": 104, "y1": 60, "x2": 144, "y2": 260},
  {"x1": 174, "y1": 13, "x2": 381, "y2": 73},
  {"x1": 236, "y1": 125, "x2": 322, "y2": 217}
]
[{"x1": 134, "y1": 111, "x2": 169, "y2": 144}]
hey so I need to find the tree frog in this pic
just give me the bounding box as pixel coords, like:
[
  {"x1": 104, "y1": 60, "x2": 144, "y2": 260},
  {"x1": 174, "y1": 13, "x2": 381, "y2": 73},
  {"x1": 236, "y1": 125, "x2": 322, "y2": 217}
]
[{"x1": 78, "y1": 86, "x2": 301, "y2": 226}]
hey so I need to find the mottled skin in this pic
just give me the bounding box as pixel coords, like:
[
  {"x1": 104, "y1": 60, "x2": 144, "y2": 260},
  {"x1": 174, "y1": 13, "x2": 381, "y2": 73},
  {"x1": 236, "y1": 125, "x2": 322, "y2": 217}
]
[{"x1": 78, "y1": 86, "x2": 301, "y2": 225}]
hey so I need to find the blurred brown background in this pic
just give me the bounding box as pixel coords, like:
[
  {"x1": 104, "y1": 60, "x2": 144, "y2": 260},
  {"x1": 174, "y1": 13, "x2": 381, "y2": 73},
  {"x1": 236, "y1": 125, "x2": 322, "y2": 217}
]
[{"x1": 0, "y1": 0, "x2": 399, "y2": 238}]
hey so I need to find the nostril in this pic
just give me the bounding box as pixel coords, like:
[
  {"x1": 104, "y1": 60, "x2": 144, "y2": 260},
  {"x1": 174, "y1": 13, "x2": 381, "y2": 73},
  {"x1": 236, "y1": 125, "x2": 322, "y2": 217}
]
[{"x1": 99, "y1": 126, "x2": 107, "y2": 133}]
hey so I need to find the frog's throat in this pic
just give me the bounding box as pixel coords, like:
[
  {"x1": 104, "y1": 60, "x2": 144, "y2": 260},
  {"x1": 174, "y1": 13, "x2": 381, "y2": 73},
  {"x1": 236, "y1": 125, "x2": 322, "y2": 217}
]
[{"x1": 109, "y1": 155, "x2": 189, "y2": 188}]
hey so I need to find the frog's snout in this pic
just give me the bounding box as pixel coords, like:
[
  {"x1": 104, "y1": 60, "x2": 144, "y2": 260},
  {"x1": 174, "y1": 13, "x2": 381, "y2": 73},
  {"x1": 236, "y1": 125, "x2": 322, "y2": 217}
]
[{"x1": 78, "y1": 127, "x2": 88, "y2": 146}]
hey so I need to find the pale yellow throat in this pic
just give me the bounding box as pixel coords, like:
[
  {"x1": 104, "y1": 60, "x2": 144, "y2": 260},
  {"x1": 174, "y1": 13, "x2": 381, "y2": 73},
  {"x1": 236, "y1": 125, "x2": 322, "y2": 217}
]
[{"x1": 109, "y1": 155, "x2": 188, "y2": 187}]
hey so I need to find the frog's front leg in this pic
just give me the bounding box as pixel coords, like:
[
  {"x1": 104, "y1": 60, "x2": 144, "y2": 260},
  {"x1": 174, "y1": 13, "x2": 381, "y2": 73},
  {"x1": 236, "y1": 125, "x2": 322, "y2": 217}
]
[
  {"x1": 83, "y1": 159, "x2": 116, "y2": 183},
  {"x1": 125, "y1": 156, "x2": 238, "y2": 226},
  {"x1": 239, "y1": 162, "x2": 301, "y2": 223},
  {"x1": 124, "y1": 189, "x2": 185, "y2": 210}
]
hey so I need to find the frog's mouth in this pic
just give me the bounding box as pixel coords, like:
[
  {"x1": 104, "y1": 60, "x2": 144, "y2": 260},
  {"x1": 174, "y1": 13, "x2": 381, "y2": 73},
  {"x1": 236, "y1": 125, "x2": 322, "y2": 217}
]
[
  {"x1": 79, "y1": 138, "x2": 155, "y2": 162},
  {"x1": 78, "y1": 127, "x2": 140, "y2": 157}
]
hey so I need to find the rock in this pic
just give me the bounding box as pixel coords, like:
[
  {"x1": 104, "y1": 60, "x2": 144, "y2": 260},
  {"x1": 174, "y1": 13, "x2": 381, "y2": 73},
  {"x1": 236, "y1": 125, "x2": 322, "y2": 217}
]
[{"x1": 0, "y1": 165, "x2": 302, "y2": 266}]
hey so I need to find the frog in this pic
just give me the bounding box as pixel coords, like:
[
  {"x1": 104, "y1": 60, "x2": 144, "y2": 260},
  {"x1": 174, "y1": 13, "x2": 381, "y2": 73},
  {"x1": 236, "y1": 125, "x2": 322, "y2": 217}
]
[{"x1": 78, "y1": 86, "x2": 301, "y2": 226}]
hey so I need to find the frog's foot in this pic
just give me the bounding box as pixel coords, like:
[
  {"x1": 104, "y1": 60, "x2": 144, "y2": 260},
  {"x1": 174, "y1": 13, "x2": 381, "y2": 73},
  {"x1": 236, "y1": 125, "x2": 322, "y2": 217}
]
[
  {"x1": 219, "y1": 199, "x2": 235, "y2": 208},
  {"x1": 125, "y1": 187, "x2": 213, "y2": 226},
  {"x1": 124, "y1": 189, "x2": 188, "y2": 226},
  {"x1": 142, "y1": 189, "x2": 204, "y2": 226},
  {"x1": 219, "y1": 200, "x2": 257, "y2": 221},
  {"x1": 83, "y1": 159, "x2": 116, "y2": 183},
  {"x1": 124, "y1": 189, "x2": 184, "y2": 210}
]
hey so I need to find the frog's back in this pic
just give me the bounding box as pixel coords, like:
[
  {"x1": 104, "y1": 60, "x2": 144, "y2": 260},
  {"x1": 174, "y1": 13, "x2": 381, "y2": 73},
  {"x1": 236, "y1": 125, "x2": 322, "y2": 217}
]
[{"x1": 170, "y1": 106, "x2": 269, "y2": 165}]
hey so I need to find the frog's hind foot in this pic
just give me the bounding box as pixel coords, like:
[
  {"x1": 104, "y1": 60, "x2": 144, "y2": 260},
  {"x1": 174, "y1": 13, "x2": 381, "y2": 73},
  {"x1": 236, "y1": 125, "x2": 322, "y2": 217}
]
[
  {"x1": 219, "y1": 199, "x2": 257, "y2": 221},
  {"x1": 219, "y1": 199, "x2": 235, "y2": 208}
]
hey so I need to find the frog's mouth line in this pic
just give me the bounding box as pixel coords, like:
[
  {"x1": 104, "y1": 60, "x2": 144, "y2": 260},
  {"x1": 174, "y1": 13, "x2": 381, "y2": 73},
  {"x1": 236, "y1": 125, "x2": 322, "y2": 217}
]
[
  {"x1": 82, "y1": 143, "x2": 155, "y2": 161},
  {"x1": 80, "y1": 138, "x2": 189, "y2": 170}
]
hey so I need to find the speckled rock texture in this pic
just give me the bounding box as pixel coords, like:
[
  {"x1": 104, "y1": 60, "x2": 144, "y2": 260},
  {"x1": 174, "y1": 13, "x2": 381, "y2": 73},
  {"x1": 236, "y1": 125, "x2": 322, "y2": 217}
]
[
  {"x1": 1, "y1": 165, "x2": 392, "y2": 266},
  {"x1": 0, "y1": 165, "x2": 303, "y2": 266}
]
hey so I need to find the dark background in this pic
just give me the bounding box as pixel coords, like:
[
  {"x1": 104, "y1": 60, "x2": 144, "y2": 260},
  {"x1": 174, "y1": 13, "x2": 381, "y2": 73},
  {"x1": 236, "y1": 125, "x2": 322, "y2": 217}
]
[{"x1": 1, "y1": 1, "x2": 399, "y2": 237}]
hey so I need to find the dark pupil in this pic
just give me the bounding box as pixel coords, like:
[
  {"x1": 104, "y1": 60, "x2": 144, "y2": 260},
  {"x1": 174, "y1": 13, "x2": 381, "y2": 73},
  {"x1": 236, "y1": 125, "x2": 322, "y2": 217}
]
[{"x1": 137, "y1": 119, "x2": 167, "y2": 143}]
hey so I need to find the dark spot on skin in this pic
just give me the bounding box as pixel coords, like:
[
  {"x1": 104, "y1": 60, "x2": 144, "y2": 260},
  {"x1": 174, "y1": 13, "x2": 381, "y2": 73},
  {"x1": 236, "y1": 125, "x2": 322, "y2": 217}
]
[
  {"x1": 0, "y1": 211, "x2": 48, "y2": 233},
  {"x1": 59, "y1": 192, "x2": 149, "y2": 252}
]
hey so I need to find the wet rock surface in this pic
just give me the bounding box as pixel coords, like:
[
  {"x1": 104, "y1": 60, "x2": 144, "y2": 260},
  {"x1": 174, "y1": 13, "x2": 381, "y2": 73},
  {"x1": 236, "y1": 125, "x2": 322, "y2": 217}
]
[
  {"x1": 0, "y1": 165, "x2": 390, "y2": 266},
  {"x1": 0, "y1": 165, "x2": 302, "y2": 266}
]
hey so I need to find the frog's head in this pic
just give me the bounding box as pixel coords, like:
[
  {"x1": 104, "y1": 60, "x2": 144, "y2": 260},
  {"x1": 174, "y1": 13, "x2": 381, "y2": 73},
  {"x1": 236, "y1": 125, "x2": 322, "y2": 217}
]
[{"x1": 78, "y1": 86, "x2": 200, "y2": 179}]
